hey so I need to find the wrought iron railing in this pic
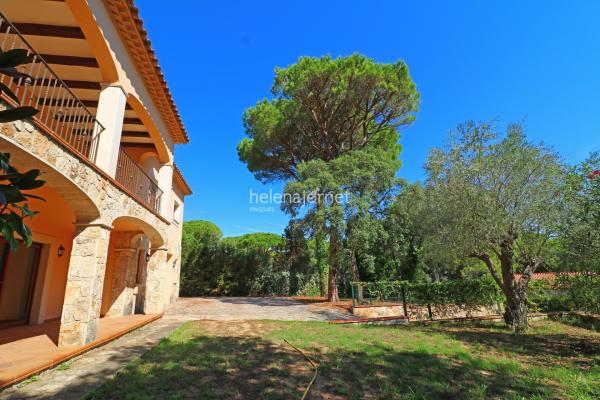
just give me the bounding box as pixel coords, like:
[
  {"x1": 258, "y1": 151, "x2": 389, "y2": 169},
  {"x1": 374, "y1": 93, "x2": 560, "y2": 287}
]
[
  {"x1": 115, "y1": 148, "x2": 162, "y2": 213},
  {"x1": 0, "y1": 13, "x2": 104, "y2": 162}
]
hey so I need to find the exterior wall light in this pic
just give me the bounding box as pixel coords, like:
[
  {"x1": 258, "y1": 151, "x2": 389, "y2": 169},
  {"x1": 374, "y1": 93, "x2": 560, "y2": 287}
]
[{"x1": 58, "y1": 245, "x2": 65, "y2": 257}]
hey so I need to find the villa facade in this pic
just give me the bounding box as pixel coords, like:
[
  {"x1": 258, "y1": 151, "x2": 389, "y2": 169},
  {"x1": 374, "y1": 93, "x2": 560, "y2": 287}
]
[{"x1": 0, "y1": 0, "x2": 191, "y2": 353}]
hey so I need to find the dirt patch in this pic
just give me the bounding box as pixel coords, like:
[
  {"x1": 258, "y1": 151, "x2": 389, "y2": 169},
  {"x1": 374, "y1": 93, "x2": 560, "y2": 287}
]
[
  {"x1": 307, "y1": 301, "x2": 352, "y2": 315},
  {"x1": 190, "y1": 320, "x2": 275, "y2": 337}
]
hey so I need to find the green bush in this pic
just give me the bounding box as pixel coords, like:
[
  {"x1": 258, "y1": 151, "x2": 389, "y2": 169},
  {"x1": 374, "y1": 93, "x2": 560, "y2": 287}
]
[
  {"x1": 527, "y1": 279, "x2": 573, "y2": 312},
  {"x1": 354, "y1": 278, "x2": 503, "y2": 318},
  {"x1": 554, "y1": 273, "x2": 600, "y2": 314}
]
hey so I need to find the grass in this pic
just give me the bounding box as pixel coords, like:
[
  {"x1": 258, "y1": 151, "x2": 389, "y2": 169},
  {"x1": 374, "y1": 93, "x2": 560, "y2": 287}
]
[
  {"x1": 14, "y1": 374, "x2": 38, "y2": 388},
  {"x1": 55, "y1": 361, "x2": 72, "y2": 371},
  {"x1": 87, "y1": 319, "x2": 600, "y2": 400}
]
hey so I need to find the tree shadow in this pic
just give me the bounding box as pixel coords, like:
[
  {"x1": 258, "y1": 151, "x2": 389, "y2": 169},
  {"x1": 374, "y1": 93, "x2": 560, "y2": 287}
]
[
  {"x1": 217, "y1": 297, "x2": 308, "y2": 307},
  {"x1": 58, "y1": 329, "x2": 561, "y2": 400},
  {"x1": 428, "y1": 323, "x2": 600, "y2": 369}
]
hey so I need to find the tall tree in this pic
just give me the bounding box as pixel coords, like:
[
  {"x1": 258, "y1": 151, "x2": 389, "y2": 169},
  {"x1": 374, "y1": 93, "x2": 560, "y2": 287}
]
[
  {"x1": 238, "y1": 54, "x2": 419, "y2": 300},
  {"x1": 180, "y1": 220, "x2": 223, "y2": 295},
  {"x1": 283, "y1": 148, "x2": 400, "y2": 301},
  {"x1": 425, "y1": 121, "x2": 565, "y2": 332}
]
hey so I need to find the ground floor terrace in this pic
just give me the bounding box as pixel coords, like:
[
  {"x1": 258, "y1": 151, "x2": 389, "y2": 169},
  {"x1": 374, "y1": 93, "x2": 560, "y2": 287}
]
[{"x1": 0, "y1": 314, "x2": 160, "y2": 388}]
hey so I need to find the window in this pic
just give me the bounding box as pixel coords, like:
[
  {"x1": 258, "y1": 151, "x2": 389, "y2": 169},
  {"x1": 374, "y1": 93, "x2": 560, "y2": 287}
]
[{"x1": 173, "y1": 201, "x2": 181, "y2": 224}]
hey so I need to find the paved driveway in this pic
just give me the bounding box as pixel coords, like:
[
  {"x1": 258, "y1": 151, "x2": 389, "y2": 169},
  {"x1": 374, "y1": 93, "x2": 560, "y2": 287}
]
[
  {"x1": 165, "y1": 297, "x2": 349, "y2": 321},
  {"x1": 0, "y1": 297, "x2": 348, "y2": 400}
]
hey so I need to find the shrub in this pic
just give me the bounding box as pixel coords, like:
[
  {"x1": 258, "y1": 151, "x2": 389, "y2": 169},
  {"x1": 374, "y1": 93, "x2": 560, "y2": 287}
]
[
  {"x1": 353, "y1": 278, "x2": 503, "y2": 318},
  {"x1": 554, "y1": 273, "x2": 600, "y2": 314}
]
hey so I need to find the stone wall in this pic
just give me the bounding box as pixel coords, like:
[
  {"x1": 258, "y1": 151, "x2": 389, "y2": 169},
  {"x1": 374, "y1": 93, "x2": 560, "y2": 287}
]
[
  {"x1": 59, "y1": 225, "x2": 110, "y2": 346},
  {"x1": 1, "y1": 117, "x2": 169, "y2": 237}
]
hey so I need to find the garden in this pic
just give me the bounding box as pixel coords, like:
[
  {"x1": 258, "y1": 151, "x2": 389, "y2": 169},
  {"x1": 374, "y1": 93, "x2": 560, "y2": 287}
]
[{"x1": 88, "y1": 318, "x2": 600, "y2": 400}]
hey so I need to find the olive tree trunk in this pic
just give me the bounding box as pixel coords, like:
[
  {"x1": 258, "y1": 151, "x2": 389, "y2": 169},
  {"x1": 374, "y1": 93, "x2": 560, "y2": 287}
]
[{"x1": 476, "y1": 239, "x2": 536, "y2": 333}]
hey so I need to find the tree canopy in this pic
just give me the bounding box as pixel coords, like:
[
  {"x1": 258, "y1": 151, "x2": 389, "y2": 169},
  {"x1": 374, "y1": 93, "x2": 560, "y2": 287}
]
[
  {"x1": 238, "y1": 53, "x2": 418, "y2": 182},
  {"x1": 424, "y1": 121, "x2": 566, "y2": 331}
]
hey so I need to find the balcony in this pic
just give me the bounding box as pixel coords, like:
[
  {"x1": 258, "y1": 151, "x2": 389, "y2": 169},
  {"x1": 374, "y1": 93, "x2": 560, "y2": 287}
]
[{"x1": 0, "y1": 13, "x2": 162, "y2": 214}]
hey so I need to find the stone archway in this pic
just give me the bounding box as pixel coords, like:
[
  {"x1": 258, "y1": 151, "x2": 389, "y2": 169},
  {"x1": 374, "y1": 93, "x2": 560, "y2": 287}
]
[
  {"x1": 101, "y1": 231, "x2": 145, "y2": 317},
  {"x1": 100, "y1": 215, "x2": 166, "y2": 319}
]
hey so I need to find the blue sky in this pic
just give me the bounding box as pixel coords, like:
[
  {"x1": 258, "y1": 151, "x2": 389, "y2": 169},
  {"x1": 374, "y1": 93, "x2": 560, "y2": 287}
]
[{"x1": 139, "y1": 0, "x2": 600, "y2": 237}]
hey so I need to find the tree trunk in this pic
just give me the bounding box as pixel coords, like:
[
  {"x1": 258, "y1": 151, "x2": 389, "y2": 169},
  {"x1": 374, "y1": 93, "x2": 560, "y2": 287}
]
[
  {"x1": 499, "y1": 239, "x2": 528, "y2": 333},
  {"x1": 327, "y1": 223, "x2": 340, "y2": 302},
  {"x1": 503, "y1": 290, "x2": 528, "y2": 333},
  {"x1": 350, "y1": 248, "x2": 363, "y2": 303},
  {"x1": 315, "y1": 233, "x2": 325, "y2": 297},
  {"x1": 475, "y1": 239, "x2": 532, "y2": 333}
]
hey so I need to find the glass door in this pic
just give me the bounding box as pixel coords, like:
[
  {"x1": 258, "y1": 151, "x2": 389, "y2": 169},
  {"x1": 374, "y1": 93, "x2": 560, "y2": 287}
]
[{"x1": 0, "y1": 240, "x2": 42, "y2": 326}]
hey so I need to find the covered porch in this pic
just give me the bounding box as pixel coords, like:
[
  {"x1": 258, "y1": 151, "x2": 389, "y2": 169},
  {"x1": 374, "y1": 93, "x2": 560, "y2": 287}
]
[{"x1": 0, "y1": 313, "x2": 161, "y2": 389}]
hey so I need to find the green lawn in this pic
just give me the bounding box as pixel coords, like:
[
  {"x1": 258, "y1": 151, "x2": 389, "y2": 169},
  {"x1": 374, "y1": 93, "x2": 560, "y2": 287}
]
[{"x1": 87, "y1": 319, "x2": 600, "y2": 400}]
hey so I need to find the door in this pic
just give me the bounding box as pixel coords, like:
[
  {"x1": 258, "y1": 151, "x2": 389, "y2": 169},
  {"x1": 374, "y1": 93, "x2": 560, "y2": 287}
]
[{"x1": 0, "y1": 240, "x2": 42, "y2": 326}]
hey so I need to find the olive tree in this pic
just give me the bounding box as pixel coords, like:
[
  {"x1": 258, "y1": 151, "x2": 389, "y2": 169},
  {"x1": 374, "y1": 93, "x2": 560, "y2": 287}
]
[{"x1": 425, "y1": 121, "x2": 565, "y2": 332}]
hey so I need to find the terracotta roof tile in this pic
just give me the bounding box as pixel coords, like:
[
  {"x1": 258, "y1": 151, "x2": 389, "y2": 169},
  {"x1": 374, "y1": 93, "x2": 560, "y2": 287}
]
[
  {"x1": 173, "y1": 163, "x2": 192, "y2": 195},
  {"x1": 103, "y1": 0, "x2": 189, "y2": 144}
]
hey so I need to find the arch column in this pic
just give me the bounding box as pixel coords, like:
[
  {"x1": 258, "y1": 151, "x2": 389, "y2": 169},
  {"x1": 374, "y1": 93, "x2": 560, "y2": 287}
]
[
  {"x1": 142, "y1": 248, "x2": 168, "y2": 314},
  {"x1": 158, "y1": 163, "x2": 174, "y2": 219},
  {"x1": 58, "y1": 224, "x2": 111, "y2": 346}
]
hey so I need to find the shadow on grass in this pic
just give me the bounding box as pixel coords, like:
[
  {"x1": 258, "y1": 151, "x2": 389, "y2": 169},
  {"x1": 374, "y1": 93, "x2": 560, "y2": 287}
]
[
  {"x1": 436, "y1": 325, "x2": 600, "y2": 369},
  {"x1": 76, "y1": 329, "x2": 560, "y2": 400}
]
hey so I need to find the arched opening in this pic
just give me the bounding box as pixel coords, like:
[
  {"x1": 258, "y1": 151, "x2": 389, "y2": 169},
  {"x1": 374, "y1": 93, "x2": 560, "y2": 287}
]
[{"x1": 100, "y1": 216, "x2": 164, "y2": 318}]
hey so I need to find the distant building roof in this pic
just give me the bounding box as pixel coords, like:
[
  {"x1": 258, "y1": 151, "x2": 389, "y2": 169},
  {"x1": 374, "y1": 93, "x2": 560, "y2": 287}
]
[{"x1": 515, "y1": 272, "x2": 587, "y2": 281}]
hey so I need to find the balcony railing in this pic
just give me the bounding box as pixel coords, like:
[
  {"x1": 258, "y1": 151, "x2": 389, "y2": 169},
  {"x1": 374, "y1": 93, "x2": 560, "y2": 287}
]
[
  {"x1": 0, "y1": 13, "x2": 104, "y2": 162},
  {"x1": 115, "y1": 149, "x2": 162, "y2": 213}
]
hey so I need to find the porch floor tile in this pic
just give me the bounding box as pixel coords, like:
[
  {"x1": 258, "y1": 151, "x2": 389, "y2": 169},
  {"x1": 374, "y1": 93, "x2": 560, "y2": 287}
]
[{"x1": 0, "y1": 314, "x2": 161, "y2": 388}]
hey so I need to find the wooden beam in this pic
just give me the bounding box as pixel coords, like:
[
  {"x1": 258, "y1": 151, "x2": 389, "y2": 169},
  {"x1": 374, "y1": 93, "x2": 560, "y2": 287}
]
[
  {"x1": 40, "y1": 54, "x2": 98, "y2": 68},
  {"x1": 13, "y1": 23, "x2": 85, "y2": 39},
  {"x1": 123, "y1": 117, "x2": 143, "y2": 125},
  {"x1": 120, "y1": 143, "x2": 157, "y2": 150},
  {"x1": 39, "y1": 98, "x2": 132, "y2": 110},
  {"x1": 63, "y1": 80, "x2": 101, "y2": 90},
  {"x1": 39, "y1": 98, "x2": 98, "y2": 108},
  {"x1": 121, "y1": 131, "x2": 150, "y2": 138},
  {"x1": 36, "y1": 80, "x2": 101, "y2": 90}
]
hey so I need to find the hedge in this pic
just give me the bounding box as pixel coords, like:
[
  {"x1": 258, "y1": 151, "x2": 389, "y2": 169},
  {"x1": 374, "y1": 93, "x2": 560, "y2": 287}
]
[{"x1": 352, "y1": 278, "x2": 504, "y2": 319}]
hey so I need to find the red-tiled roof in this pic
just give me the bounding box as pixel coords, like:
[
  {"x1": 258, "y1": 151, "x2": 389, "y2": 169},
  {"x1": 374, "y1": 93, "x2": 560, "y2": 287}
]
[
  {"x1": 514, "y1": 272, "x2": 587, "y2": 281},
  {"x1": 173, "y1": 163, "x2": 192, "y2": 195},
  {"x1": 103, "y1": 0, "x2": 189, "y2": 144}
]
